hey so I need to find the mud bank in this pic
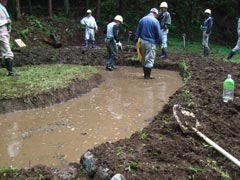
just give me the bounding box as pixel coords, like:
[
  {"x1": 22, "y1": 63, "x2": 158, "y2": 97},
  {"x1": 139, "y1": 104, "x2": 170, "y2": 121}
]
[{"x1": 0, "y1": 46, "x2": 239, "y2": 179}]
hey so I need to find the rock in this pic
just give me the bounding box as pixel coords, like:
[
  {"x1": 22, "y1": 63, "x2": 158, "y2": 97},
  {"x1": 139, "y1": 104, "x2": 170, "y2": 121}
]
[
  {"x1": 111, "y1": 174, "x2": 127, "y2": 180},
  {"x1": 93, "y1": 166, "x2": 112, "y2": 180},
  {"x1": 53, "y1": 166, "x2": 78, "y2": 179},
  {"x1": 80, "y1": 151, "x2": 97, "y2": 178}
]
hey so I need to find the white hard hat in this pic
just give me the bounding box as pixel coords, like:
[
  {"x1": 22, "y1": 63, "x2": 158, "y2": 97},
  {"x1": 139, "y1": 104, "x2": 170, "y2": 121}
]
[
  {"x1": 150, "y1": 8, "x2": 158, "y2": 15},
  {"x1": 160, "y1": 2, "x2": 168, "y2": 8},
  {"x1": 114, "y1": 15, "x2": 123, "y2": 23},
  {"x1": 204, "y1": 9, "x2": 211, "y2": 14},
  {"x1": 87, "y1": 9, "x2": 92, "y2": 13}
]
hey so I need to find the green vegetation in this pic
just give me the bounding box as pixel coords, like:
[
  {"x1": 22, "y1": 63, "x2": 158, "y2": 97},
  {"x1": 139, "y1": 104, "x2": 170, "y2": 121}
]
[
  {"x1": 127, "y1": 161, "x2": 138, "y2": 170},
  {"x1": 0, "y1": 167, "x2": 19, "y2": 178},
  {"x1": 0, "y1": 64, "x2": 98, "y2": 100},
  {"x1": 168, "y1": 37, "x2": 240, "y2": 62},
  {"x1": 140, "y1": 132, "x2": 149, "y2": 140},
  {"x1": 178, "y1": 60, "x2": 192, "y2": 83},
  {"x1": 189, "y1": 166, "x2": 203, "y2": 173},
  {"x1": 206, "y1": 160, "x2": 232, "y2": 179},
  {"x1": 12, "y1": 15, "x2": 79, "y2": 48}
]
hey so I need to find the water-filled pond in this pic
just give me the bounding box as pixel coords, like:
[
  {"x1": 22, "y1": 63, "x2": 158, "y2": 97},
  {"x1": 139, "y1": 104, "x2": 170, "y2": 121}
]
[{"x1": 0, "y1": 67, "x2": 183, "y2": 168}]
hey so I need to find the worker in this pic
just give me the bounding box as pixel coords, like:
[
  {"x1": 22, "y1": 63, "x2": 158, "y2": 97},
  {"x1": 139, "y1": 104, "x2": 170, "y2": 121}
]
[
  {"x1": 201, "y1": 9, "x2": 213, "y2": 57},
  {"x1": 227, "y1": 17, "x2": 240, "y2": 60},
  {"x1": 135, "y1": 8, "x2": 162, "y2": 79},
  {"x1": 158, "y1": 1, "x2": 171, "y2": 59},
  {"x1": 0, "y1": 0, "x2": 16, "y2": 76},
  {"x1": 80, "y1": 9, "x2": 98, "y2": 48},
  {"x1": 105, "y1": 15, "x2": 123, "y2": 71}
]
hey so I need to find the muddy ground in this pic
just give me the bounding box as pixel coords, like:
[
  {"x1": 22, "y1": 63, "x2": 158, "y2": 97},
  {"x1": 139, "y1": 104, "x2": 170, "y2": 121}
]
[{"x1": 0, "y1": 42, "x2": 240, "y2": 179}]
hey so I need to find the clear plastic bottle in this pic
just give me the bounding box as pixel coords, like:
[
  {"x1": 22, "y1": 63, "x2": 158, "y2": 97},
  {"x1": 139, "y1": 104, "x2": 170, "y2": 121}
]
[{"x1": 223, "y1": 74, "x2": 235, "y2": 103}]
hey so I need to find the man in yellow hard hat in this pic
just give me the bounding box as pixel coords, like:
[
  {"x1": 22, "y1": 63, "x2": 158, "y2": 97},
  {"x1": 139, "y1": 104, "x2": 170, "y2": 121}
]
[
  {"x1": 202, "y1": 9, "x2": 213, "y2": 57},
  {"x1": 158, "y1": 1, "x2": 171, "y2": 59}
]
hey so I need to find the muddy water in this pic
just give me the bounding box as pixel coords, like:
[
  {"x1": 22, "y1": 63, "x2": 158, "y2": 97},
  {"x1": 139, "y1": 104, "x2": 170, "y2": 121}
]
[{"x1": 0, "y1": 67, "x2": 183, "y2": 168}]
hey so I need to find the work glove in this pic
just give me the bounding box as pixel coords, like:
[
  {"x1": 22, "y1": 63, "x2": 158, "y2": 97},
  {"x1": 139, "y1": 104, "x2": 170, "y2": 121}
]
[
  {"x1": 163, "y1": 24, "x2": 168, "y2": 31},
  {"x1": 116, "y1": 41, "x2": 122, "y2": 50}
]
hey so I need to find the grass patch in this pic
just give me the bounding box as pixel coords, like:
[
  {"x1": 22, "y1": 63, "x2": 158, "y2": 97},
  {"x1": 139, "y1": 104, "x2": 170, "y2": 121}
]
[
  {"x1": 167, "y1": 37, "x2": 240, "y2": 61},
  {"x1": 0, "y1": 167, "x2": 19, "y2": 178},
  {"x1": 0, "y1": 64, "x2": 98, "y2": 100}
]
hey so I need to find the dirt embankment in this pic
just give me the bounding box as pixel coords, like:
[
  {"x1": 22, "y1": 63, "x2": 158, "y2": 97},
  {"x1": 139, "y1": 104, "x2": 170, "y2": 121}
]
[{"x1": 0, "y1": 45, "x2": 240, "y2": 179}]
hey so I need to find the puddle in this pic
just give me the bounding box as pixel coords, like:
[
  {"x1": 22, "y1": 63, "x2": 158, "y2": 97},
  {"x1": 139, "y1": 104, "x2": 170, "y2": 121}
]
[{"x1": 0, "y1": 66, "x2": 183, "y2": 168}]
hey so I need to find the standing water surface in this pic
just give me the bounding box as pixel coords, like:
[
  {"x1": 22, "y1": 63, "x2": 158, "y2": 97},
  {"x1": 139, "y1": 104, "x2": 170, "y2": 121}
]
[{"x1": 0, "y1": 67, "x2": 183, "y2": 168}]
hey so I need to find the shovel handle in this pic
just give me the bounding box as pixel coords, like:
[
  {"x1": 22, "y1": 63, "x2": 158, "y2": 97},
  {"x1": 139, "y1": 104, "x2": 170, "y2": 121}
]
[{"x1": 192, "y1": 127, "x2": 240, "y2": 168}]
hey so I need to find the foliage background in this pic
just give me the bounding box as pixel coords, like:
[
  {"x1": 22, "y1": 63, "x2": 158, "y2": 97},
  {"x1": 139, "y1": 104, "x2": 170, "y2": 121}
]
[{"x1": 5, "y1": 0, "x2": 240, "y2": 46}]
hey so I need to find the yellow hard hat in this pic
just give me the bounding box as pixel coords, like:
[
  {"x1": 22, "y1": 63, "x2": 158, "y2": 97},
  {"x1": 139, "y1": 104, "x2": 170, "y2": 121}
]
[
  {"x1": 204, "y1": 9, "x2": 211, "y2": 15},
  {"x1": 160, "y1": 2, "x2": 168, "y2": 8},
  {"x1": 114, "y1": 15, "x2": 123, "y2": 23}
]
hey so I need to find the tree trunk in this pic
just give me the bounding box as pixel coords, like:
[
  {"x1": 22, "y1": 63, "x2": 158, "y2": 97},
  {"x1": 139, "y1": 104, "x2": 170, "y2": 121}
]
[
  {"x1": 28, "y1": 0, "x2": 32, "y2": 14},
  {"x1": 48, "y1": 0, "x2": 53, "y2": 19},
  {"x1": 153, "y1": 0, "x2": 158, "y2": 7},
  {"x1": 16, "y1": 0, "x2": 21, "y2": 19},
  {"x1": 119, "y1": 0, "x2": 126, "y2": 15},
  {"x1": 64, "y1": 0, "x2": 70, "y2": 16},
  {"x1": 86, "y1": 0, "x2": 89, "y2": 9},
  {"x1": 96, "y1": 0, "x2": 100, "y2": 22}
]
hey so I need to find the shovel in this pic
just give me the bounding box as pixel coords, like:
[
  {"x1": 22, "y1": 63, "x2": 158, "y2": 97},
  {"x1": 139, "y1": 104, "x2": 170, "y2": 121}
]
[{"x1": 173, "y1": 104, "x2": 240, "y2": 168}]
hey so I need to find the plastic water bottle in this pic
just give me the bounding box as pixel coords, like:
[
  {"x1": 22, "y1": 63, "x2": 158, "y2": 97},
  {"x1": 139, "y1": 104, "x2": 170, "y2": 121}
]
[{"x1": 223, "y1": 74, "x2": 235, "y2": 103}]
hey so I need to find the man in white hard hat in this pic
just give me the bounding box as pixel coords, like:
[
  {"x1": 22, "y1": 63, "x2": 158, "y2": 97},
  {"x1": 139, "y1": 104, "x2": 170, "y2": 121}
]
[
  {"x1": 80, "y1": 9, "x2": 98, "y2": 48},
  {"x1": 105, "y1": 15, "x2": 123, "y2": 71},
  {"x1": 0, "y1": 0, "x2": 16, "y2": 76},
  {"x1": 201, "y1": 9, "x2": 213, "y2": 57},
  {"x1": 135, "y1": 8, "x2": 162, "y2": 79},
  {"x1": 158, "y1": 1, "x2": 171, "y2": 59},
  {"x1": 227, "y1": 16, "x2": 240, "y2": 60}
]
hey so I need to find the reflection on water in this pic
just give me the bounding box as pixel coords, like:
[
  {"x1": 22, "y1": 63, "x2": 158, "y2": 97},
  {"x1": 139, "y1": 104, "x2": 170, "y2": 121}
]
[
  {"x1": 0, "y1": 66, "x2": 183, "y2": 168},
  {"x1": 7, "y1": 122, "x2": 23, "y2": 158}
]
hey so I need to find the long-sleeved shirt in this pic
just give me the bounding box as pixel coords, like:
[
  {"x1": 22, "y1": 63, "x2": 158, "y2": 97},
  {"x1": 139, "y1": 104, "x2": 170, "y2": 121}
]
[
  {"x1": 135, "y1": 13, "x2": 162, "y2": 45},
  {"x1": 158, "y1": 11, "x2": 171, "y2": 29},
  {"x1": 106, "y1": 21, "x2": 120, "y2": 42},
  {"x1": 202, "y1": 16, "x2": 213, "y2": 34},
  {"x1": 80, "y1": 15, "x2": 97, "y2": 30},
  {"x1": 237, "y1": 17, "x2": 240, "y2": 36},
  {"x1": 0, "y1": 3, "x2": 10, "y2": 27}
]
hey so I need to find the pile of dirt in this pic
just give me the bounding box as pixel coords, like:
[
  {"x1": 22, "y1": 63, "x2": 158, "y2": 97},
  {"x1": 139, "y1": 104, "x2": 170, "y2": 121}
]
[
  {"x1": 0, "y1": 45, "x2": 239, "y2": 179},
  {"x1": 91, "y1": 54, "x2": 240, "y2": 179}
]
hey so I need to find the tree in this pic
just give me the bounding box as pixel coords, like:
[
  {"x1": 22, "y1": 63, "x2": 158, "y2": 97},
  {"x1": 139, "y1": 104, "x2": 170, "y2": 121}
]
[
  {"x1": 96, "y1": 0, "x2": 101, "y2": 22},
  {"x1": 16, "y1": 0, "x2": 21, "y2": 19},
  {"x1": 64, "y1": 0, "x2": 70, "y2": 16},
  {"x1": 48, "y1": 0, "x2": 53, "y2": 18},
  {"x1": 28, "y1": 0, "x2": 32, "y2": 14}
]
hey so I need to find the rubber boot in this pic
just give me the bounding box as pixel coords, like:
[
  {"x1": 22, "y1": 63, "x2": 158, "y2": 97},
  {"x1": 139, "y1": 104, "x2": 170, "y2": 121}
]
[
  {"x1": 160, "y1": 48, "x2": 167, "y2": 59},
  {"x1": 5, "y1": 58, "x2": 15, "y2": 76},
  {"x1": 85, "y1": 40, "x2": 89, "y2": 48},
  {"x1": 227, "y1": 51, "x2": 235, "y2": 60},
  {"x1": 145, "y1": 67, "x2": 155, "y2": 79},
  {"x1": 106, "y1": 57, "x2": 114, "y2": 71},
  {"x1": 203, "y1": 47, "x2": 209, "y2": 57},
  {"x1": 143, "y1": 66, "x2": 147, "y2": 79},
  {"x1": 92, "y1": 41, "x2": 96, "y2": 48}
]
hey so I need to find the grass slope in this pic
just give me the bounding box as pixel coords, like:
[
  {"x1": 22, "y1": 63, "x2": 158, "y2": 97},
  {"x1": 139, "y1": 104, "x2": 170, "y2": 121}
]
[{"x1": 0, "y1": 64, "x2": 98, "y2": 100}]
